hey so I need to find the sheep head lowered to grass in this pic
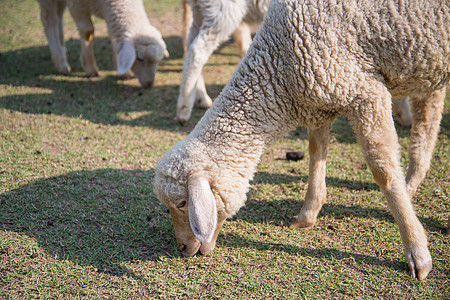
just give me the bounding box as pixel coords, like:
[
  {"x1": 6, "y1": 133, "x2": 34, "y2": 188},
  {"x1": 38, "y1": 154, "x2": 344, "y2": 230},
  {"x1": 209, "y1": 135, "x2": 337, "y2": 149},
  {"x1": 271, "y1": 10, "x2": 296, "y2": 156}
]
[
  {"x1": 117, "y1": 35, "x2": 169, "y2": 88},
  {"x1": 37, "y1": 0, "x2": 169, "y2": 88},
  {"x1": 154, "y1": 0, "x2": 449, "y2": 280}
]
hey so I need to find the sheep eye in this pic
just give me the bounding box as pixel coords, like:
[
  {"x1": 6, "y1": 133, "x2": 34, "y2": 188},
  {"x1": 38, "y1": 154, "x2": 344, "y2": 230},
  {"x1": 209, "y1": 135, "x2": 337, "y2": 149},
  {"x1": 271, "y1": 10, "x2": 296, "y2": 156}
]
[
  {"x1": 176, "y1": 200, "x2": 187, "y2": 208},
  {"x1": 137, "y1": 56, "x2": 144, "y2": 62}
]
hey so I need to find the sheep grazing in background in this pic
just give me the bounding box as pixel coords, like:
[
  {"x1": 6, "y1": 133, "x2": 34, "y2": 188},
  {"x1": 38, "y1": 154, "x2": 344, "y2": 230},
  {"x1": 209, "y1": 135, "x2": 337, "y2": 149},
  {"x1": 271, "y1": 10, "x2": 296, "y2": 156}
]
[
  {"x1": 392, "y1": 97, "x2": 412, "y2": 127},
  {"x1": 37, "y1": 0, "x2": 169, "y2": 88},
  {"x1": 176, "y1": 0, "x2": 271, "y2": 124},
  {"x1": 154, "y1": 0, "x2": 449, "y2": 280}
]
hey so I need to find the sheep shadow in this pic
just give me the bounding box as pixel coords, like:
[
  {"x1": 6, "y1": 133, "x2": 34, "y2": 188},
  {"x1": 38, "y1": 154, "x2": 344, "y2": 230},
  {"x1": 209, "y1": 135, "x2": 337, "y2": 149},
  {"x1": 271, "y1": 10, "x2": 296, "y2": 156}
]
[
  {"x1": 0, "y1": 35, "x2": 233, "y2": 131},
  {"x1": 220, "y1": 233, "x2": 408, "y2": 273},
  {"x1": 239, "y1": 172, "x2": 446, "y2": 234},
  {"x1": 0, "y1": 168, "x2": 178, "y2": 278},
  {"x1": 1, "y1": 168, "x2": 444, "y2": 279},
  {"x1": 0, "y1": 168, "x2": 407, "y2": 278},
  {"x1": 288, "y1": 113, "x2": 425, "y2": 144}
]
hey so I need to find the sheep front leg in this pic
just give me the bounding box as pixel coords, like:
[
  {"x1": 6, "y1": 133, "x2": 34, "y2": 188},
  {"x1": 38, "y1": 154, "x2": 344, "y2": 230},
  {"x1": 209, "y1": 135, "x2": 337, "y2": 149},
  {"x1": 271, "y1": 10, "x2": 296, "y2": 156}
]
[
  {"x1": 68, "y1": 8, "x2": 99, "y2": 77},
  {"x1": 291, "y1": 120, "x2": 333, "y2": 229},
  {"x1": 177, "y1": 4, "x2": 245, "y2": 124},
  {"x1": 405, "y1": 87, "x2": 446, "y2": 199},
  {"x1": 38, "y1": 0, "x2": 71, "y2": 75},
  {"x1": 177, "y1": 32, "x2": 221, "y2": 124},
  {"x1": 350, "y1": 98, "x2": 432, "y2": 280},
  {"x1": 233, "y1": 22, "x2": 252, "y2": 58}
]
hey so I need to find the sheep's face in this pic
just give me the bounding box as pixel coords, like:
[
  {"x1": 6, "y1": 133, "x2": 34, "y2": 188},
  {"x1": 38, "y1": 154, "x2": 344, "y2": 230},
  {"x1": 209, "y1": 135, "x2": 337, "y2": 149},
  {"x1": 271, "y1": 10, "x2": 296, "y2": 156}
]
[
  {"x1": 132, "y1": 37, "x2": 169, "y2": 88},
  {"x1": 117, "y1": 37, "x2": 169, "y2": 88},
  {"x1": 154, "y1": 172, "x2": 226, "y2": 257}
]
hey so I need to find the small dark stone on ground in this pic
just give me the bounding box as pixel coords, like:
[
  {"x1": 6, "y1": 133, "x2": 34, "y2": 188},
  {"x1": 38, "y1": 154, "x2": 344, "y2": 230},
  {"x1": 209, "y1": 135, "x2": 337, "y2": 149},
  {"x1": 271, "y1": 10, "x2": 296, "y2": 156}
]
[
  {"x1": 286, "y1": 151, "x2": 305, "y2": 161},
  {"x1": 328, "y1": 225, "x2": 337, "y2": 231}
]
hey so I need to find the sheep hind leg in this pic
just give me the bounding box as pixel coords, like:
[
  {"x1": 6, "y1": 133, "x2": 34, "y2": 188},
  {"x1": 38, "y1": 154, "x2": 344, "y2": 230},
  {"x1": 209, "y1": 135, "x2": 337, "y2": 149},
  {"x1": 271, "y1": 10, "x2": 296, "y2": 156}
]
[
  {"x1": 291, "y1": 120, "x2": 333, "y2": 229},
  {"x1": 405, "y1": 87, "x2": 446, "y2": 199},
  {"x1": 349, "y1": 98, "x2": 431, "y2": 280},
  {"x1": 38, "y1": 0, "x2": 71, "y2": 75}
]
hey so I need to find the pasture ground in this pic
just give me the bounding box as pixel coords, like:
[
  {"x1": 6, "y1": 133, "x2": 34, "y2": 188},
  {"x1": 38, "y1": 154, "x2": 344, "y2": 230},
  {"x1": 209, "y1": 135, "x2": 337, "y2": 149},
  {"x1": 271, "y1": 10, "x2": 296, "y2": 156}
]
[{"x1": 1, "y1": 0, "x2": 449, "y2": 298}]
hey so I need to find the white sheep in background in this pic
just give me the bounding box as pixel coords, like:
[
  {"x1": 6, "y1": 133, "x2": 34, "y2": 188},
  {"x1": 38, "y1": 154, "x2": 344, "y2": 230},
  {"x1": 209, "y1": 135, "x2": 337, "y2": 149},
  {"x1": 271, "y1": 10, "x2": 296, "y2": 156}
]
[
  {"x1": 37, "y1": 0, "x2": 169, "y2": 88},
  {"x1": 154, "y1": 0, "x2": 449, "y2": 280},
  {"x1": 176, "y1": 0, "x2": 271, "y2": 124}
]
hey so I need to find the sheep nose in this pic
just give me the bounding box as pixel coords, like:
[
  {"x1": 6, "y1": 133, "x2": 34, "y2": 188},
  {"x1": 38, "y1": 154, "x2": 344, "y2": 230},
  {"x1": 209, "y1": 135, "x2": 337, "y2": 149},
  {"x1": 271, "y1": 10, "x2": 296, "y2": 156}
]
[
  {"x1": 180, "y1": 244, "x2": 187, "y2": 252},
  {"x1": 139, "y1": 79, "x2": 154, "y2": 89}
]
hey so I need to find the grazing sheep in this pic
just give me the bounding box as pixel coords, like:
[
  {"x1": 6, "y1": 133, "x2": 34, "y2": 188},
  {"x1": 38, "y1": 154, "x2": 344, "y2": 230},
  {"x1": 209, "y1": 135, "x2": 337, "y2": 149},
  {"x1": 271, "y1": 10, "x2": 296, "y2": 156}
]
[
  {"x1": 392, "y1": 97, "x2": 412, "y2": 127},
  {"x1": 176, "y1": 0, "x2": 271, "y2": 124},
  {"x1": 154, "y1": 0, "x2": 449, "y2": 280},
  {"x1": 37, "y1": 0, "x2": 169, "y2": 88}
]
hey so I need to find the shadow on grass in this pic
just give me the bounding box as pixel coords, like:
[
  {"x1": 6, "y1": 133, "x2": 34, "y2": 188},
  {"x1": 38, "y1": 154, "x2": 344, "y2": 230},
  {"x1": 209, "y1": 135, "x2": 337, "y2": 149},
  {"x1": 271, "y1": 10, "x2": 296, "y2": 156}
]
[
  {"x1": 0, "y1": 35, "x2": 229, "y2": 131},
  {"x1": 252, "y1": 171, "x2": 379, "y2": 191},
  {"x1": 290, "y1": 113, "x2": 423, "y2": 144},
  {"x1": 0, "y1": 168, "x2": 445, "y2": 279},
  {"x1": 241, "y1": 172, "x2": 446, "y2": 234},
  {"x1": 0, "y1": 168, "x2": 178, "y2": 279},
  {"x1": 222, "y1": 233, "x2": 407, "y2": 273}
]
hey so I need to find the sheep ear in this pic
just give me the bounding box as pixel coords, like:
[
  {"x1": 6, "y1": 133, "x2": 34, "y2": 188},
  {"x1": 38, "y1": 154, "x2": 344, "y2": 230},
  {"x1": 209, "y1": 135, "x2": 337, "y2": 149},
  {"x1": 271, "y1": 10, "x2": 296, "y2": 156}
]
[
  {"x1": 188, "y1": 177, "x2": 217, "y2": 243},
  {"x1": 117, "y1": 40, "x2": 136, "y2": 75}
]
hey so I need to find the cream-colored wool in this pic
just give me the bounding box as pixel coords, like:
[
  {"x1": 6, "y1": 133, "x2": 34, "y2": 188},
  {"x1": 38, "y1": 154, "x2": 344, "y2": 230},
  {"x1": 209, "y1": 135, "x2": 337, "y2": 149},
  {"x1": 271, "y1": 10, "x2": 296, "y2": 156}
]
[
  {"x1": 37, "y1": 0, "x2": 168, "y2": 87},
  {"x1": 155, "y1": 0, "x2": 449, "y2": 280}
]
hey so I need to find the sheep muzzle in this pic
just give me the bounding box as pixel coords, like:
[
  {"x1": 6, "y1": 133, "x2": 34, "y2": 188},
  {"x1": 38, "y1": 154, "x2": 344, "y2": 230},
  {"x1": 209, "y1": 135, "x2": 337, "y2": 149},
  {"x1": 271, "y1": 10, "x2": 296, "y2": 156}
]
[{"x1": 168, "y1": 206, "x2": 225, "y2": 256}]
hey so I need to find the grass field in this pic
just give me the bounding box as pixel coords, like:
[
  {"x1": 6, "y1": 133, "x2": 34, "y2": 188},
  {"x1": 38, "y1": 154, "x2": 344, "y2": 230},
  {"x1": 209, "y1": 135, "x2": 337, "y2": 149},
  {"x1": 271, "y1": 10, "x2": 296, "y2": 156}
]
[{"x1": 1, "y1": 0, "x2": 449, "y2": 298}]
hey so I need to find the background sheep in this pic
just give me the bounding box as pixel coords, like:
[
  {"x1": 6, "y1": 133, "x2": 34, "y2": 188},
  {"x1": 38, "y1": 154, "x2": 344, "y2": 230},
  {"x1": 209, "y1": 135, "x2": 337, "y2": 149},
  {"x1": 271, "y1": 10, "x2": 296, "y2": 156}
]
[
  {"x1": 37, "y1": 0, "x2": 169, "y2": 88},
  {"x1": 176, "y1": 0, "x2": 271, "y2": 124},
  {"x1": 392, "y1": 97, "x2": 412, "y2": 127},
  {"x1": 154, "y1": 0, "x2": 449, "y2": 280}
]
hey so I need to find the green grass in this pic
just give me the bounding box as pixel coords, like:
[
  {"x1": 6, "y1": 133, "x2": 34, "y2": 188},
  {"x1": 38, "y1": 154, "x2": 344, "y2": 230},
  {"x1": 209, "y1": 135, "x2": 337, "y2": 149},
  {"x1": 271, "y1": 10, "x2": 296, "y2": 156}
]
[{"x1": 1, "y1": 0, "x2": 449, "y2": 298}]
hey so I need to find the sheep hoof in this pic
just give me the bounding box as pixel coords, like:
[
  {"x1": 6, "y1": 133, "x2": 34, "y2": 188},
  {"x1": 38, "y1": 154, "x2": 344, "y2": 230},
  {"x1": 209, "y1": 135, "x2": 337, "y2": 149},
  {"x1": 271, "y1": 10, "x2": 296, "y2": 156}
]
[
  {"x1": 86, "y1": 71, "x2": 99, "y2": 78},
  {"x1": 410, "y1": 259, "x2": 432, "y2": 280},
  {"x1": 405, "y1": 247, "x2": 432, "y2": 280},
  {"x1": 290, "y1": 219, "x2": 315, "y2": 229},
  {"x1": 58, "y1": 65, "x2": 71, "y2": 76},
  {"x1": 177, "y1": 116, "x2": 188, "y2": 126},
  {"x1": 195, "y1": 96, "x2": 213, "y2": 109}
]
